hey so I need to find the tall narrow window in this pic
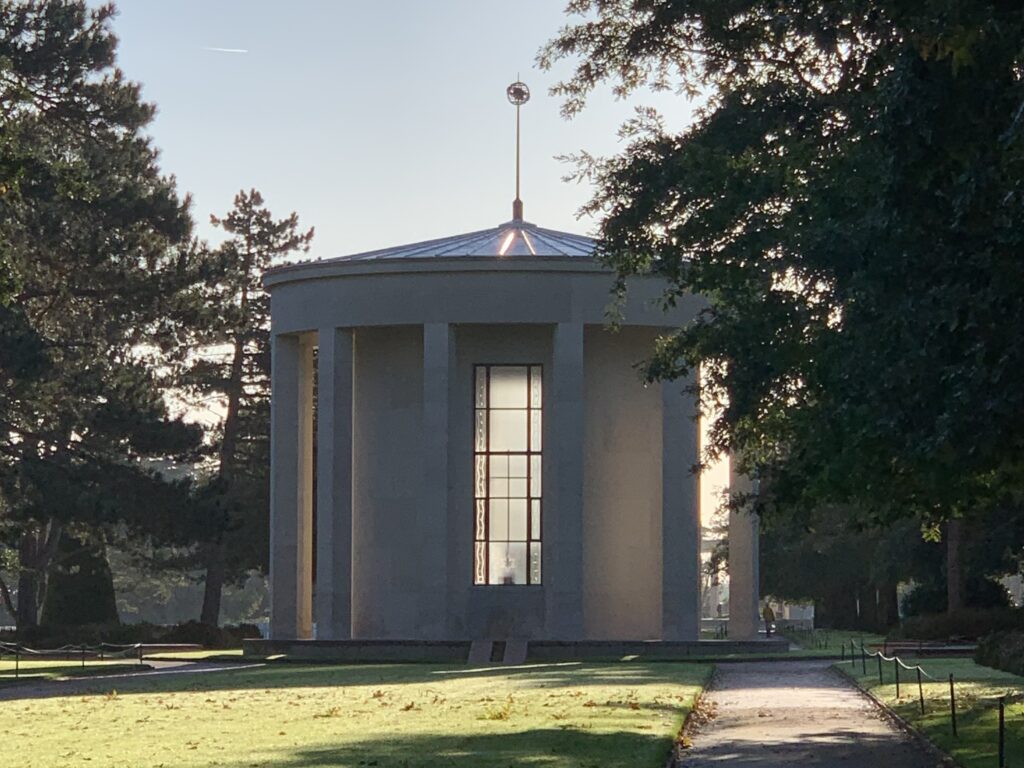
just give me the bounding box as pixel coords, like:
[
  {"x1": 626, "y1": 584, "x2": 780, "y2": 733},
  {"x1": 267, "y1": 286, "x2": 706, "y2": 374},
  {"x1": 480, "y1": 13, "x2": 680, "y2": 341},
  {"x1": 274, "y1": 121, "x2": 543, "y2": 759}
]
[{"x1": 474, "y1": 364, "x2": 542, "y2": 585}]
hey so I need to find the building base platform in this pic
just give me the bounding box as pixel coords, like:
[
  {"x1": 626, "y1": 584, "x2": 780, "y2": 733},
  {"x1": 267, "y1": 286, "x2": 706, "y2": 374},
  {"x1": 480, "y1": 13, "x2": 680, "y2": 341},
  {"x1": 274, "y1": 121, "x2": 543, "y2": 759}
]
[{"x1": 242, "y1": 637, "x2": 790, "y2": 663}]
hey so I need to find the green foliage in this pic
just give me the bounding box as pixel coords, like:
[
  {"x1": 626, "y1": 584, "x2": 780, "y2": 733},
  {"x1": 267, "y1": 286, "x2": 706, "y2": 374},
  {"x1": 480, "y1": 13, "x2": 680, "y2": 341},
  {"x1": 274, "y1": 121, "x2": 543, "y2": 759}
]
[
  {"x1": 763, "y1": 504, "x2": 1024, "y2": 627},
  {"x1": 976, "y1": 630, "x2": 1024, "y2": 676},
  {"x1": 7, "y1": 619, "x2": 261, "y2": 648},
  {"x1": 893, "y1": 608, "x2": 1024, "y2": 641},
  {"x1": 542, "y1": 2, "x2": 1024, "y2": 529},
  {"x1": 181, "y1": 189, "x2": 313, "y2": 624},
  {"x1": 761, "y1": 508, "x2": 909, "y2": 631},
  {"x1": 39, "y1": 532, "x2": 118, "y2": 627},
  {"x1": 902, "y1": 578, "x2": 1011, "y2": 618},
  {"x1": 0, "y1": 1, "x2": 208, "y2": 627}
]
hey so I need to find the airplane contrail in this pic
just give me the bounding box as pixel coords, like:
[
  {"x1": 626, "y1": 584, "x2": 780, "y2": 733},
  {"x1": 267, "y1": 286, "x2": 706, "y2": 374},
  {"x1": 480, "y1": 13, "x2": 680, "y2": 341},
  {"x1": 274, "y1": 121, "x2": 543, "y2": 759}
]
[{"x1": 204, "y1": 46, "x2": 249, "y2": 54}]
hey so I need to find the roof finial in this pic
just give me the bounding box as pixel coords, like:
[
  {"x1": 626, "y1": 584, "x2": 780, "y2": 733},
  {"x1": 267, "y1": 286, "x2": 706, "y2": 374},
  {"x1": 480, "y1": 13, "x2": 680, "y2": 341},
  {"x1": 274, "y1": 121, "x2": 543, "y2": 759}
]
[{"x1": 506, "y1": 78, "x2": 530, "y2": 221}]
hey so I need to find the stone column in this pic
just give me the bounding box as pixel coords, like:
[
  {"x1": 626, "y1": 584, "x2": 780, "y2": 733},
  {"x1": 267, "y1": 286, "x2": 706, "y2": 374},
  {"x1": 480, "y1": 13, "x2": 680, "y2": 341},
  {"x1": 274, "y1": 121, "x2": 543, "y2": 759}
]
[
  {"x1": 728, "y1": 459, "x2": 760, "y2": 640},
  {"x1": 419, "y1": 323, "x2": 452, "y2": 638},
  {"x1": 661, "y1": 374, "x2": 701, "y2": 640},
  {"x1": 269, "y1": 333, "x2": 315, "y2": 640},
  {"x1": 546, "y1": 322, "x2": 585, "y2": 638},
  {"x1": 315, "y1": 327, "x2": 354, "y2": 639}
]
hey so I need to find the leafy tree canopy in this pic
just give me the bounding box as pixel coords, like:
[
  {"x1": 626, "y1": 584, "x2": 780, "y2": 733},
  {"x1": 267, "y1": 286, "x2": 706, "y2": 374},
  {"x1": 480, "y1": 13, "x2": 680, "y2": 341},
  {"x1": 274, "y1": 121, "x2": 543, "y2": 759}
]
[
  {"x1": 542, "y1": 1, "x2": 1024, "y2": 525},
  {"x1": 0, "y1": 1, "x2": 207, "y2": 626}
]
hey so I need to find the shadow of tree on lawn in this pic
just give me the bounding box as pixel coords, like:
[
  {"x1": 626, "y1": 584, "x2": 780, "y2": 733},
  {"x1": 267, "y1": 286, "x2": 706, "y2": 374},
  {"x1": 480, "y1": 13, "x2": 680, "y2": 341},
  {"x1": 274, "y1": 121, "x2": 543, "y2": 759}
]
[
  {"x1": 191, "y1": 728, "x2": 672, "y2": 768},
  {"x1": 0, "y1": 660, "x2": 710, "y2": 702}
]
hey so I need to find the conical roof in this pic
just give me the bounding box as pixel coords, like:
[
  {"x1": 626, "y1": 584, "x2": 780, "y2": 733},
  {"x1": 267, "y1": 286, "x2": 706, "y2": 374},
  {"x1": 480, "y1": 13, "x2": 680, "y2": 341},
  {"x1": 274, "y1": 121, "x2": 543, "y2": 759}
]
[{"x1": 330, "y1": 219, "x2": 596, "y2": 262}]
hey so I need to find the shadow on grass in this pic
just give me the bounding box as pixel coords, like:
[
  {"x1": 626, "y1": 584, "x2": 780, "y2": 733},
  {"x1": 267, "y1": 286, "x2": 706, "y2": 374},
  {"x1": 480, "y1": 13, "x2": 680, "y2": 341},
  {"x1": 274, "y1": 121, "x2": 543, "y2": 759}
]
[
  {"x1": 673, "y1": 727, "x2": 936, "y2": 767},
  {"x1": 185, "y1": 728, "x2": 673, "y2": 768},
  {"x1": 0, "y1": 660, "x2": 711, "y2": 702}
]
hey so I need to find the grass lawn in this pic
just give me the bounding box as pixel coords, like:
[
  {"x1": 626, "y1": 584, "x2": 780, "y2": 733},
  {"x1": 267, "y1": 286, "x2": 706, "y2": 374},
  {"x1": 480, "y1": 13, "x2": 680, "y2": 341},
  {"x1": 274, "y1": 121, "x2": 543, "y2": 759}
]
[
  {"x1": 142, "y1": 649, "x2": 245, "y2": 661},
  {"x1": 782, "y1": 628, "x2": 886, "y2": 656},
  {"x1": 1, "y1": 661, "x2": 710, "y2": 768},
  {"x1": 836, "y1": 656, "x2": 1024, "y2": 768}
]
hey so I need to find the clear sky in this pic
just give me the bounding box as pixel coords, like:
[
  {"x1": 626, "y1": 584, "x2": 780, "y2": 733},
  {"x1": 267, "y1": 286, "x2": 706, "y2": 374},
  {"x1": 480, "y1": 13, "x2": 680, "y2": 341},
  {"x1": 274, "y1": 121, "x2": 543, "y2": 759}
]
[
  {"x1": 106, "y1": 0, "x2": 699, "y2": 258},
  {"x1": 105, "y1": 1, "x2": 727, "y2": 521}
]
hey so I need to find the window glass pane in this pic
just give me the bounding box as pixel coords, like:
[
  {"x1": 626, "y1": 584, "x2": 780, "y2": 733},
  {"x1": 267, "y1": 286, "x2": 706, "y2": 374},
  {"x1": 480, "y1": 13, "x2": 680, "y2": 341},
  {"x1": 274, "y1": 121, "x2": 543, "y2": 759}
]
[
  {"x1": 530, "y1": 543, "x2": 542, "y2": 584},
  {"x1": 530, "y1": 499, "x2": 541, "y2": 541},
  {"x1": 488, "y1": 542, "x2": 519, "y2": 584},
  {"x1": 509, "y1": 455, "x2": 527, "y2": 478},
  {"x1": 475, "y1": 500, "x2": 486, "y2": 541},
  {"x1": 489, "y1": 366, "x2": 528, "y2": 408},
  {"x1": 530, "y1": 456, "x2": 542, "y2": 496},
  {"x1": 490, "y1": 410, "x2": 528, "y2": 452},
  {"x1": 491, "y1": 542, "x2": 527, "y2": 585},
  {"x1": 530, "y1": 367, "x2": 542, "y2": 408},
  {"x1": 475, "y1": 455, "x2": 487, "y2": 498},
  {"x1": 509, "y1": 478, "x2": 527, "y2": 498},
  {"x1": 507, "y1": 542, "x2": 528, "y2": 584},
  {"x1": 475, "y1": 367, "x2": 487, "y2": 407},
  {"x1": 508, "y1": 500, "x2": 528, "y2": 540},
  {"x1": 530, "y1": 411, "x2": 542, "y2": 451},
  {"x1": 474, "y1": 542, "x2": 486, "y2": 585},
  {"x1": 489, "y1": 500, "x2": 508, "y2": 540},
  {"x1": 489, "y1": 477, "x2": 509, "y2": 498},
  {"x1": 475, "y1": 410, "x2": 486, "y2": 451},
  {"x1": 489, "y1": 455, "x2": 509, "y2": 479}
]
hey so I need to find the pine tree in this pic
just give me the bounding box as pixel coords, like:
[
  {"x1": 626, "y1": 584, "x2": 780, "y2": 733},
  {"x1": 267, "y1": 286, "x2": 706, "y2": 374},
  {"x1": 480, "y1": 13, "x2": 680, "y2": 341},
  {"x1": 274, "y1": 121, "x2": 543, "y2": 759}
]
[
  {"x1": 0, "y1": 1, "x2": 206, "y2": 628},
  {"x1": 188, "y1": 190, "x2": 313, "y2": 626}
]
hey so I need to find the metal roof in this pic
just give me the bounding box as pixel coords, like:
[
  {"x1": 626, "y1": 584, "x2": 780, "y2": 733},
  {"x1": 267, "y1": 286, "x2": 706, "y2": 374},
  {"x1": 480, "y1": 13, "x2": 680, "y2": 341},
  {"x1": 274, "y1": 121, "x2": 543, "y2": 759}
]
[{"x1": 328, "y1": 219, "x2": 596, "y2": 262}]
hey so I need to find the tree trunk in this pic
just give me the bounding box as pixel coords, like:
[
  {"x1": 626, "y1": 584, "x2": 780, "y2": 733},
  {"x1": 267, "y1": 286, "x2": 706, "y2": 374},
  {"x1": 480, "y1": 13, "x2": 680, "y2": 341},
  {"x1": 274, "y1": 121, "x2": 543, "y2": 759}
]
[
  {"x1": 200, "y1": 542, "x2": 226, "y2": 626},
  {"x1": 198, "y1": 290, "x2": 249, "y2": 626},
  {"x1": 14, "y1": 521, "x2": 62, "y2": 630},
  {"x1": 947, "y1": 518, "x2": 965, "y2": 614},
  {"x1": 15, "y1": 569, "x2": 40, "y2": 630}
]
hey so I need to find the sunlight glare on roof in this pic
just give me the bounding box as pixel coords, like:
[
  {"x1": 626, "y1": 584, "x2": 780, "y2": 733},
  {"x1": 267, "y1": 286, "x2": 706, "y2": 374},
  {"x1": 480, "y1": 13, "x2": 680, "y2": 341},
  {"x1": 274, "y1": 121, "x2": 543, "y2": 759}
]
[
  {"x1": 498, "y1": 230, "x2": 516, "y2": 256},
  {"x1": 521, "y1": 230, "x2": 537, "y2": 255}
]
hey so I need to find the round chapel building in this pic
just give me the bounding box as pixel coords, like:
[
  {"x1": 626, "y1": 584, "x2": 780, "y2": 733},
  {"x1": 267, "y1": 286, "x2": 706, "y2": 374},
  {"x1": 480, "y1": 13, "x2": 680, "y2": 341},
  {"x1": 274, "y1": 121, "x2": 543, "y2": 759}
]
[{"x1": 260, "y1": 201, "x2": 724, "y2": 650}]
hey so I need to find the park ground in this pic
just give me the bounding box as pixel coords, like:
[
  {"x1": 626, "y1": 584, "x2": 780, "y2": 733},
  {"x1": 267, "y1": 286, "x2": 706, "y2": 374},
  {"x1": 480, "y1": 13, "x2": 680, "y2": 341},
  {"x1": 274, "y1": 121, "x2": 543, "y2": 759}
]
[
  {"x1": 0, "y1": 660, "x2": 708, "y2": 768},
  {"x1": 839, "y1": 655, "x2": 1024, "y2": 768},
  {"x1": 0, "y1": 647, "x2": 1021, "y2": 768}
]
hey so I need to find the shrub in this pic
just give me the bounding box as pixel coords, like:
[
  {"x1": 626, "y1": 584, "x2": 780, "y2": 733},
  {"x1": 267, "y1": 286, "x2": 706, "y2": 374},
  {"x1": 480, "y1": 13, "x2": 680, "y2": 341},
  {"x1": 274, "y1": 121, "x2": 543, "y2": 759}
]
[
  {"x1": 901, "y1": 578, "x2": 1012, "y2": 617},
  {"x1": 2, "y1": 620, "x2": 262, "y2": 649},
  {"x1": 891, "y1": 607, "x2": 1024, "y2": 641},
  {"x1": 976, "y1": 631, "x2": 1024, "y2": 676}
]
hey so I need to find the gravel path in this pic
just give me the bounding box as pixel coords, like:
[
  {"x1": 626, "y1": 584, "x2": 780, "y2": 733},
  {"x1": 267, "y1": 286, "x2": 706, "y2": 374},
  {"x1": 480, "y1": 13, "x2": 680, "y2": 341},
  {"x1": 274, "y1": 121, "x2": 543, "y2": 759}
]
[{"x1": 678, "y1": 660, "x2": 942, "y2": 767}]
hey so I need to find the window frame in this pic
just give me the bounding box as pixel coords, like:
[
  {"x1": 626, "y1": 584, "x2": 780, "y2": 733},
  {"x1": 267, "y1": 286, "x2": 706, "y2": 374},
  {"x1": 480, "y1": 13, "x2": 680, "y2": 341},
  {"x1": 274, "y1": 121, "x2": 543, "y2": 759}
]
[{"x1": 472, "y1": 363, "x2": 543, "y2": 586}]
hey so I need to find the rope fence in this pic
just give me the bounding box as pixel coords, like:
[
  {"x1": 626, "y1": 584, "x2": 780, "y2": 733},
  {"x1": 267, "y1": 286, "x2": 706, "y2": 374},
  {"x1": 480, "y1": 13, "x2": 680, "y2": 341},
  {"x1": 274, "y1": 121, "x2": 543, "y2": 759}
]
[
  {"x1": 848, "y1": 639, "x2": 1014, "y2": 767},
  {"x1": 0, "y1": 641, "x2": 145, "y2": 680}
]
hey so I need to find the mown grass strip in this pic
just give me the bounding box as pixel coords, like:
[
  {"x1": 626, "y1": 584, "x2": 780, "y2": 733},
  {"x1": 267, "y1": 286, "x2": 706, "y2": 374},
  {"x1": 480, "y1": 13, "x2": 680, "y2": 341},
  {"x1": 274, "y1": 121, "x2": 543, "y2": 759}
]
[{"x1": 836, "y1": 656, "x2": 1024, "y2": 768}]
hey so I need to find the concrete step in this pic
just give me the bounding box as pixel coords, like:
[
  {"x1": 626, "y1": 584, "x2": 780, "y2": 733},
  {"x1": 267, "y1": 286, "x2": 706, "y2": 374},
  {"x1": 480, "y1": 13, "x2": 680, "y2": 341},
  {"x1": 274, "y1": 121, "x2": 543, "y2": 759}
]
[
  {"x1": 502, "y1": 639, "x2": 527, "y2": 665},
  {"x1": 468, "y1": 640, "x2": 492, "y2": 664}
]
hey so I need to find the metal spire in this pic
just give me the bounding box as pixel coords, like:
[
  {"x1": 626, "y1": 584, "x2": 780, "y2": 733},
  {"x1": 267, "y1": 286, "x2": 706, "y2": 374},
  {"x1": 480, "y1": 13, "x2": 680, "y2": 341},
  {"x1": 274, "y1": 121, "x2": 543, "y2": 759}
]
[{"x1": 506, "y1": 79, "x2": 530, "y2": 221}]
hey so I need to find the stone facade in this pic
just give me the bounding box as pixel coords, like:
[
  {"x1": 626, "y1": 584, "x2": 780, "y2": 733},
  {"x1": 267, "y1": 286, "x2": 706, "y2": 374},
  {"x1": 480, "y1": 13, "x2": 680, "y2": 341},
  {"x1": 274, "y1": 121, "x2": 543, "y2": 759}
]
[{"x1": 263, "y1": 221, "x2": 759, "y2": 642}]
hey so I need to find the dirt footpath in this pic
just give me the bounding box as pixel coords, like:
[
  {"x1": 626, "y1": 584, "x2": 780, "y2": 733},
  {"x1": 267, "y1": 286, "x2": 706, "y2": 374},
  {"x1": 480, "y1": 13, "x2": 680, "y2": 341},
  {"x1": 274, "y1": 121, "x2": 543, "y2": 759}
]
[{"x1": 678, "y1": 660, "x2": 942, "y2": 767}]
